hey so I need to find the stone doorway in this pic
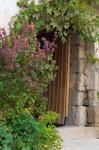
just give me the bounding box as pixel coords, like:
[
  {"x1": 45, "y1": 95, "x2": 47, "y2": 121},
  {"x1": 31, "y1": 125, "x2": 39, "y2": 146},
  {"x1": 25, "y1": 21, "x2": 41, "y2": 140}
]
[
  {"x1": 45, "y1": 32, "x2": 99, "y2": 127},
  {"x1": 65, "y1": 34, "x2": 99, "y2": 127}
]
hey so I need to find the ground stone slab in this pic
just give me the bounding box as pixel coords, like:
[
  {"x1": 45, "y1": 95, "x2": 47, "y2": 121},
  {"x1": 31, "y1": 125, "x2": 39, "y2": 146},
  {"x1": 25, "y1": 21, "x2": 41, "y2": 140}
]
[
  {"x1": 62, "y1": 139, "x2": 99, "y2": 150},
  {"x1": 57, "y1": 126, "x2": 99, "y2": 150}
]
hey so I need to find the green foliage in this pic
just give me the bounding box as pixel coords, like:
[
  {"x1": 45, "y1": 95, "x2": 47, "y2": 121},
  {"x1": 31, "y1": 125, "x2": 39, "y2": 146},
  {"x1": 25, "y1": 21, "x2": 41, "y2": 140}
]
[
  {"x1": 7, "y1": 113, "x2": 62, "y2": 150},
  {"x1": 0, "y1": 5, "x2": 61, "y2": 150},
  {"x1": 88, "y1": 54, "x2": 99, "y2": 63},
  {"x1": 0, "y1": 126, "x2": 13, "y2": 150},
  {"x1": 97, "y1": 92, "x2": 99, "y2": 100},
  {"x1": 15, "y1": 0, "x2": 99, "y2": 42},
  {"x1": 1, "y1": 0, "x2": 98, "y2": 149},
  {"x1": 0, "y1": 22, "x2": 56, "y2": 120}
]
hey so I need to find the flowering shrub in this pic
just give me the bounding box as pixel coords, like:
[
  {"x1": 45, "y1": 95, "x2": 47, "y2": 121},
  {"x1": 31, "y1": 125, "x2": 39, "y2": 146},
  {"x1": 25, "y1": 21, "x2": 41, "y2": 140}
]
[
  {"x1": 0, "y1": 21, "x2": 58, "y2": 120},
  {"x1": 0, "y1": 18, "x2": 62, "y2": 149}
]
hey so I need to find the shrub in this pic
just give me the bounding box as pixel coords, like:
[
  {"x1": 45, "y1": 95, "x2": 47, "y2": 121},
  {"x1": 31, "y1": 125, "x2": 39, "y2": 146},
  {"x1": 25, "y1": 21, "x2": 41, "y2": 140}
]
[
  {"x1": 0, "y1": 22, "x2": 57, "y2": 120},
  {"x1": 7, "y1": 113, "x2": 62, "y2": 150},
  {"x1": 0, "y1": 19, "x2": 61, "y2": 150}
]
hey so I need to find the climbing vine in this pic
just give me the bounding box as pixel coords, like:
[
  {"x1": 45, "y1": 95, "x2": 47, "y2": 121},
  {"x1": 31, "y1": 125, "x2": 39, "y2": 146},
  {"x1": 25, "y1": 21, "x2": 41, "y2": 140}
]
[
  {"x1": 15, "y1": 0, "x2": 99, "y2": 42},
  {"x1": 0, "y1": 0, "x2": 99, "y2": 149}
]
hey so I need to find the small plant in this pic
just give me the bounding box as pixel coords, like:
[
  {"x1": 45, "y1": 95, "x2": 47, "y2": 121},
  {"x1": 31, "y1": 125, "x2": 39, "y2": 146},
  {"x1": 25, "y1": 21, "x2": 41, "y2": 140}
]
[
  {"x1": 97, "y1": 92, "x2": 99, "y2": 100},
  {"x1": 88, "y1": 54, "x2": 99, "y2": 63}
]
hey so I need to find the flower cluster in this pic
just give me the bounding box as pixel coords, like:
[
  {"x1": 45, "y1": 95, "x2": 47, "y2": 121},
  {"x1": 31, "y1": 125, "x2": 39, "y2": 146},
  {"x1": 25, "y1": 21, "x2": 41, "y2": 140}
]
[{"x1": 0, "y1": 22, "x2": 58, "y2": 71}]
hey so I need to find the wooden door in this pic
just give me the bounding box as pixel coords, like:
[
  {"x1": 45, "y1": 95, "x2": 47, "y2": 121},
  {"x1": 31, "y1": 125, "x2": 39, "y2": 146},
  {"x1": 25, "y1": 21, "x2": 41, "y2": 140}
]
[{"x1": 47, "y1": 36, "x2": 71, "y2": 124}]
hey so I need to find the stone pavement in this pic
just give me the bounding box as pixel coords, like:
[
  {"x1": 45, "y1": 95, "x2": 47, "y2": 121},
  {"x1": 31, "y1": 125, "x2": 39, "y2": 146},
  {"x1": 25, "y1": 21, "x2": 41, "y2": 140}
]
[{"x1": 57, "y1": 126, "x2": 99, "y2": 150}]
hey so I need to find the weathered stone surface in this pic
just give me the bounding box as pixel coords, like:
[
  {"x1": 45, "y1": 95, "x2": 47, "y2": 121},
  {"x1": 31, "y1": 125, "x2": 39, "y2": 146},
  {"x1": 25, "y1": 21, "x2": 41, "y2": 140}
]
[
  {"x1": 69, "y1": 89, "x2": 85, "y2": 106},
  {"x1": 70, "y1": 73, "x2": 85, "y2": 91},
  {"x1": 77, "y1": 73, "x2": 85, "y2": 91},
  {"x1": 70, "y1": 73, "x2": 77, "y2": 90},
  {"x1": 84, "y1": 62, "x2": 99, "y2": 90},
  {"x1": 71, "y1": 46, "x2": 86, "y2": 59},
  {"x1": 69, "y1": 34, "x2": 99, "y2": 127},
  {"x1": 71, "y1": 59, "x2": 85, "y2": 73},
  {"x1": 71, "y1": 34, "x2": 85, "y2": 47},
  {"x1": 87, "y1": 105, "x2": 99, "y2": 127},
  {"x1": 88, "y1": 90, "x2": 99, "y2": 105},
  {"x1": 85, "y1": 71, "x2": 99, "y2": 90},
  {"x1": 86, "y1": 42, "x2": 95, "y2": 55},
  {"x1": 74, "y1": 106, "x2": 87, "y2": 126},
  {"x1": 65, "y1": 106, "x2": 76, "y2": 125}
]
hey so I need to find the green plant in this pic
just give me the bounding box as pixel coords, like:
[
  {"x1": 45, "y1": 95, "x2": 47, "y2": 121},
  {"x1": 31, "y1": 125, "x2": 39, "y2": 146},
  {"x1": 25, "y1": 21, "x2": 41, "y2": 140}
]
[
  {"x1": 88, "y1": 54, "x2": 99, "y2": 63},
  {"x1": 97, "y1": 92, "x2": 99, "y2": 100},
  {"x1": 0, "y1": 19, "x2": 61, "y2": 150},
  {"x1": 0, "y1": 0, "x2": 98, "y2": 149},
  {"x1": 7, "y1": 113, "x2": 62, "y2": 150},
  {"x1": 0, "y1": 22, "x2": 57, "y2": 120},
  {"x1": 0, "y1": 126, "x2": 13, "y2": 150},
  {"x1": 15, "y1": 0, "x2": 99, "y2": 42}
]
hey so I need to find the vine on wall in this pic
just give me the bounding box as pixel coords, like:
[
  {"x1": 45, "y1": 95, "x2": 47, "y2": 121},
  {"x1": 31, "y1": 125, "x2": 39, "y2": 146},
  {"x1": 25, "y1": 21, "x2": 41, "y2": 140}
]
[{"x1": 0, "y1": 0, "x2": 99, "y2": 149}]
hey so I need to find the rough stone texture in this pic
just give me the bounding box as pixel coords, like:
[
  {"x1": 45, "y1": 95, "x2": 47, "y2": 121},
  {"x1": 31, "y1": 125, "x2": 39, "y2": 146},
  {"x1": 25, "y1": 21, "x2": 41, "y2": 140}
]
[
  {"x1": 68, "y1": 34, "x2": 99, "y2": 127},
  {"x1": 76, "y1": 73, "x2": 85, "y2": 91},
  {"x1": 70, "y1": 73, "x2": 85, "y2": 91},
  {"x1": 74, "y1": 106, "x2": 87, "y2": 126},
  {"x1": 69, "y1": 90, "x2": 85, "y2": 106},
  {"x1": 69, "y1": 73, "x2": 77, "y2": 90},
  {"x1": 71, "y1": 46, "x2": 86, "y2": 59},
  {"x1": 88, "y1": 90, "x2": 99, "y2": 105},
  {"x1": 71, "y1": 34, "x2": 85, "y2": 47},
  {"x1": 84, "y1": 64, "x2": 99, "y2": 90},
  {"x1": 71, "y1": 59, "x2": 85, "y2": 73},
  {"x1": 86, "y1": 42, "x2": 96, "y2": 55},
  {"x1": 87, "y1": 105, "x2": 99, "y2": 126},
  {"x1": 65, "y1": 106, "x2": 76, "y2": 125}
]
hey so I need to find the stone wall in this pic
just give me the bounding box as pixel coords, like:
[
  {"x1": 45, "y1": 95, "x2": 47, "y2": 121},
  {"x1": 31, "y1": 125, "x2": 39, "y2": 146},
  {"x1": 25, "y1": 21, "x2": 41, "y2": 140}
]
[{"x1": 66, "y1": 34, "x2": 99, "y2": 126}]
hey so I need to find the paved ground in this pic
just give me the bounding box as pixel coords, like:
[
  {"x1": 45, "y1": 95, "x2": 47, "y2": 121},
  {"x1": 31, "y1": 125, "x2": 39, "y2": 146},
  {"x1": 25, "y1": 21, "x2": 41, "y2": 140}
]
[{"x1": 57, "y1": 126, "x2": 99, "y2": 150}]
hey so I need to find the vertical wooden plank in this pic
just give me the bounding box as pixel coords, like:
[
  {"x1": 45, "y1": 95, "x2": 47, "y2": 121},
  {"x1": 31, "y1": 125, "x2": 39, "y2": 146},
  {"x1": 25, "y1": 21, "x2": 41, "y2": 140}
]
[
  {"x1": 66, "y1": 35, "x2": 71, "y2": 117},
  {"x1": 47, "y1": 35, "x2": 71, "y2": 124}
]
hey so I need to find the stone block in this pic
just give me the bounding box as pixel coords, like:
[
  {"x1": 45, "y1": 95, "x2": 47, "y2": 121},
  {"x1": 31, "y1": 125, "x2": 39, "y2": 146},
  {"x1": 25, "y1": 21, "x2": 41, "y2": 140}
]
[
  {"x1": 84, "y1": 62, "x2": 99, "y2": 89},
  {"x1": 76, "y1": 92, "x2": 85, "y2": 106},
  {"x1": 71, "y1": 34, "x2": 85, "y2": 47},
  {"x1": 86, "y1": 42, "x2": 95, "y2": 55},
  {"x1": 65, "y1": 106, "x2": 76, "y2": 125},
  {"x1": 71, "y1": 59, "x2": 85, "y2": 73},
  {"x1": 76, "y1": 73, "x2": 85, "y2": 91},
  {"x1": 88, "y1": 90, "x2": 99, "y2": 105},
  {"x1": 70, "y1": 73, "x2": 77, "y2": 90},
  {"x1": 87, "y1": 105, "x2": 99, "y2": 127},
  {"x1": 84, "y1": 66, "x2": 99, "y2": 90},
  {"x1": 70, "y1": 73, "x2": 85, "y2": 91},
  {"x1": 69, "y1": 89, "x2": 85, "y2": 106},
  {"x1": 71, "y1": 46, "x2": 86, "y2": 59},
  {"x1": 74, "y1": 106, "x2": 87, "y2": 126}
]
